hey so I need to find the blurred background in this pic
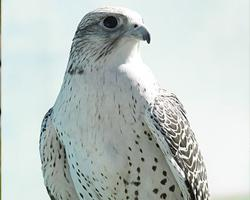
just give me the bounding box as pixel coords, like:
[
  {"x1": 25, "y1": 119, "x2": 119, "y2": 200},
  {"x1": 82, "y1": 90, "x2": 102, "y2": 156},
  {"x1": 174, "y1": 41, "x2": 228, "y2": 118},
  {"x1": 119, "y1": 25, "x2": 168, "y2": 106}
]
[{"x1": 2, "y1": 0, "x2": 250, "y2": 200}]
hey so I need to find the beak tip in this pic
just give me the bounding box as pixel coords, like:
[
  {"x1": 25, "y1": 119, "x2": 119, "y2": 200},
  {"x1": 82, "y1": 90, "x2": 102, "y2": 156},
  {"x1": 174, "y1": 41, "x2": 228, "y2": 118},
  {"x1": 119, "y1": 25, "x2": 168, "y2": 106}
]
[
  {"x1": 130, "y1": 25, "x2": 151, "y2": 44},
  {"x1": 147, "y1": 37, "x2": 151, "y2": 44},
  {"x1": 143, "y1": 33, "x2": 151, "y2": 44}
]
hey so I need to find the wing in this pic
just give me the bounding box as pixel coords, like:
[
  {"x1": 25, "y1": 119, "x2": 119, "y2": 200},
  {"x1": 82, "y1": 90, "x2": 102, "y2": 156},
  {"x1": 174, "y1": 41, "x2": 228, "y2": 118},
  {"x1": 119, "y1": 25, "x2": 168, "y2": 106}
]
[
  {"x1": 145, "y1": 89, "x2": 209, "y2": 200},
  {"x1": 39, "y1": 108, "x2": 79, "y2": 200}
]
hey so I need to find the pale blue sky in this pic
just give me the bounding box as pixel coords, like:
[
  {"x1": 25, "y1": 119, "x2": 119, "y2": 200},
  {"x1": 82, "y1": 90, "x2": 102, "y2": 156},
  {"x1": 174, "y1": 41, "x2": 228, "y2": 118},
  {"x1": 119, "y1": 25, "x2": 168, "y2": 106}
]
[{"x1": 3, "y1": 0, "x2": 250, "y2": 199}]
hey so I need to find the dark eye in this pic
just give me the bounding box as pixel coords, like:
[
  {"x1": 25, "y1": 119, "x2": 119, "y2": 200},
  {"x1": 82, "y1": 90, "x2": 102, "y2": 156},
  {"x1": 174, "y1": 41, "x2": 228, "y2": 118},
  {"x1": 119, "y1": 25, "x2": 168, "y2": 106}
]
[{"x1": 103, "y1": 16, "x2": 118, "y2": 29}]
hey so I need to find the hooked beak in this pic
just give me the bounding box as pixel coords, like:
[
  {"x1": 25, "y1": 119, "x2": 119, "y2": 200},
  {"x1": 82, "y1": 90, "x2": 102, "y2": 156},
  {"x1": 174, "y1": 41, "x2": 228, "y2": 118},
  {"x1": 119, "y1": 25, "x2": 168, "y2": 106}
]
[{"x1": 126, "y1": 24, "x2": 151, "y2": 44}]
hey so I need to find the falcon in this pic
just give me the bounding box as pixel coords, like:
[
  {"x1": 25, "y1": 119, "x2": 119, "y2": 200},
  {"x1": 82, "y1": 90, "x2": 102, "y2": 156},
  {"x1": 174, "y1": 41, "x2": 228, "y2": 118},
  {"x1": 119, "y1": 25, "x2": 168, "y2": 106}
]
[{"x1": 39, "y1": 6, "x2": 209, "y2": 200}]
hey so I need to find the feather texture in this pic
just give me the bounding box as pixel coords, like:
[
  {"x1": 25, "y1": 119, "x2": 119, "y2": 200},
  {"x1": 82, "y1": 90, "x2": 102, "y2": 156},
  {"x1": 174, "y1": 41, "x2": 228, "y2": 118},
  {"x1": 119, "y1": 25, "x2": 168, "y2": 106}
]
[
  {"x1": 39, "y1": 109, "x2": 79, "y2": 200},
  {"x1": 145, "y1": 89, "x2": 209, "y2": 200}
]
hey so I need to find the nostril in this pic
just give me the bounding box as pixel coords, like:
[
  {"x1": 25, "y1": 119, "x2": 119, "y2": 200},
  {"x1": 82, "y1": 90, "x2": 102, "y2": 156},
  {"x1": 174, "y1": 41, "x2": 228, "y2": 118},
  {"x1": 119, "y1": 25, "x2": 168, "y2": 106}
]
[{"x1": 134, "y1": 24, "x2": 138, "y2": 28}]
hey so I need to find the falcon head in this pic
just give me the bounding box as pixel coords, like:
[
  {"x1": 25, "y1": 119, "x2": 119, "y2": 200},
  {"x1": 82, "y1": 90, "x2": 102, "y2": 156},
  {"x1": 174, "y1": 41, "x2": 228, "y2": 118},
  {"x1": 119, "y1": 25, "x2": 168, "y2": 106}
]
[{"x1": 70, "y1": 6, "x2": 150, "y2": 64}]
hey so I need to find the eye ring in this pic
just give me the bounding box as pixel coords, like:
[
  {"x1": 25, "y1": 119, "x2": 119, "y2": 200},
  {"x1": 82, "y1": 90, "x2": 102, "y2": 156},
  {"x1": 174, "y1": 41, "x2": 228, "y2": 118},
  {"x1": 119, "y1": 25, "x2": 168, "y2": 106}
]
[{"x1": 102, "y1": 16, "x2": 119, "y2": 29}]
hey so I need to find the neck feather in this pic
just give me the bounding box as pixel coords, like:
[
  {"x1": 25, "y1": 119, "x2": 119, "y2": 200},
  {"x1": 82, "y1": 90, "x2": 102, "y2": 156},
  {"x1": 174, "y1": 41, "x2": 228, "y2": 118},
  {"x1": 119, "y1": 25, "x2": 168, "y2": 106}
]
[{"x1": 65, "y1": 39, "x2": 141, "y2": 76}]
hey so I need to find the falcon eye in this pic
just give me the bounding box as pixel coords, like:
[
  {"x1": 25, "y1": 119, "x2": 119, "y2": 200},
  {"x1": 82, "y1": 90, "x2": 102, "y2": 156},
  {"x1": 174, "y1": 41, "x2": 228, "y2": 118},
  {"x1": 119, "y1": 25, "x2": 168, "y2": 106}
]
[{"x1": 103, "y1": 16, "x2": 118, "y2": 29}]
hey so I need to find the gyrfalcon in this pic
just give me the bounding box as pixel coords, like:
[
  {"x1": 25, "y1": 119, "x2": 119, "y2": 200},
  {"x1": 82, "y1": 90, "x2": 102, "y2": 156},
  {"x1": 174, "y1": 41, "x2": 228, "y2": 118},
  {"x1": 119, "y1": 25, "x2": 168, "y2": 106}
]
[{"x1": 39, "y1": 6, "x2": 209, "y2": 200}]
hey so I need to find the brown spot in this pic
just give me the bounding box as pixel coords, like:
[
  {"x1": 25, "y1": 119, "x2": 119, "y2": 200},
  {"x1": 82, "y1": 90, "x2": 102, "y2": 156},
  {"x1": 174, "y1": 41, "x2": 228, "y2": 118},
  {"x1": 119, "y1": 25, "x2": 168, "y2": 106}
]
[
  {"x1": 132, "y1": 181, "x2": 141, "y2": 186},
  {"x1": 153, "y1": 188, "x2": 158, "y2": 194},
  {"x1": 160, "y1": 193, "x2": 167, "y2": 199},
  {"x1": 160, "y1": 178, "x2": 167, "y2": 185},
  {"x1": 169, "y1": 185, "x2": 175, "y2": 192}
]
